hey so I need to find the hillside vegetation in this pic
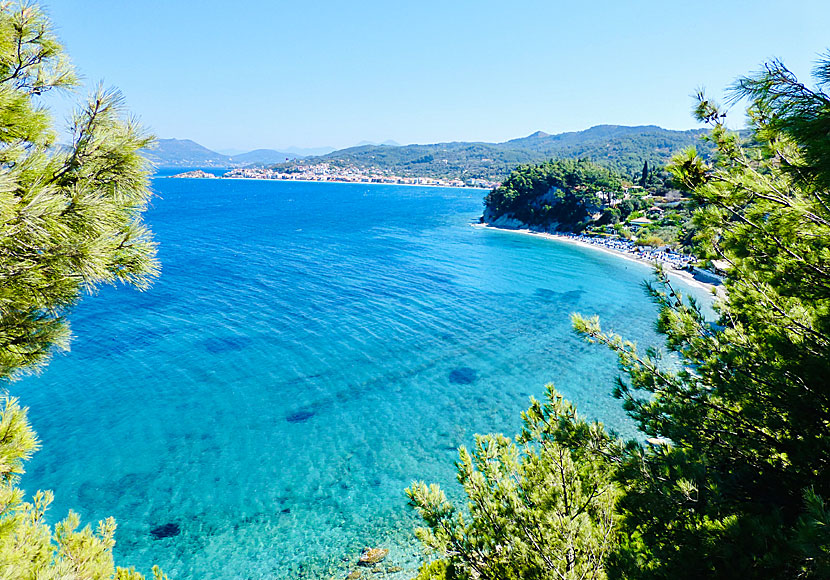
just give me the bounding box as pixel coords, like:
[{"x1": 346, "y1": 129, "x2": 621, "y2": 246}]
[
  {"x1": 270, "y1": 125, "x2": 715, "y2": 181},
  {"x1": 482, "y1": 159, "x2": 623, "y2": 230}
]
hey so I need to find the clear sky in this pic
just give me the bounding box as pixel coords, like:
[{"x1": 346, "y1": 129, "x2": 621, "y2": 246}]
[{"x1": 42, "y1": 0, "x2": 830, "y2": 151}]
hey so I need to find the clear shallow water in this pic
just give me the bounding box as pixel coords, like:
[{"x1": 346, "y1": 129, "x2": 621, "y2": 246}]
[{"x1": 13, "y1": 179, "x2": 710, "y2": 579}]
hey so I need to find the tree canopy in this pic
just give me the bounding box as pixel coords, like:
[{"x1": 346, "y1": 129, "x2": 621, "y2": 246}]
[
  {"x1": 0, "y1": 6, "x2": 158, "y2": 378},
  {"x1": 0, "y1": 3, "x2": 160, "y2": 578},
  {"x1": 483, "y1": 158, "x2": 623, "y2": 230}
]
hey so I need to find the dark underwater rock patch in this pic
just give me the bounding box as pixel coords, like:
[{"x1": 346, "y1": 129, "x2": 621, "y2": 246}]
[
  {"x1": 150, "y1": 523, "x2": 180, "y2": 539},
  {"x1": 286, "y1": 409, "x2": 315, "y2": 423},
  {"x1": 559, "y1": 289, "x2": 584, "y2": 304},
  {"x1": 449, "y1": 367, "x2": 477, "y2": 385},
  {"x1": 534, "y1": 287, "x2": 584, "y2": 305},
  {"x1": 534, "y1": 288, "x2": 559, "y2": 302}
]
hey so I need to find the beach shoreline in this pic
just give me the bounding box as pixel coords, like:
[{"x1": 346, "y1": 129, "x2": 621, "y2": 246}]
[{"x1": 472, "y1": 223, "x2": 722, "y2": 295}]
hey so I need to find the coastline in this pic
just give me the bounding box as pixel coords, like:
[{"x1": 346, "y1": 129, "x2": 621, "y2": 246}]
[
  {"x1": 163, "y1": 172, "x2": 490, "y2": 191},
  {"x1": 221, "y1": 176, "x2": 491, "y2": 190},
  {"x1": 164, "y1": 174, "x2": 490, "y2": 190},
  {"x1": 473, "y1": 223, "x2": 722, "y2": 295}
]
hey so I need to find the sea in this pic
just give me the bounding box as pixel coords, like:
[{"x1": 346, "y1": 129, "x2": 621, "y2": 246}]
[{"x1": 12, "y1": 173, "x2": 713, "y2": 579}]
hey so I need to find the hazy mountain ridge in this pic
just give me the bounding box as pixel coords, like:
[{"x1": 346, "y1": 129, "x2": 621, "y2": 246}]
[
  {"x1": 270, "y1": 125, "x2": 715, "y2": 181},
  {"x1": 149, "y1": 125, "x2": 716, "y2": 177},
  {"x1": 231, "y1": 149, "x2": 300, "y2": 165},
  {"x1": 144, "y1": 139, "x2": 302, "y2": 168}
]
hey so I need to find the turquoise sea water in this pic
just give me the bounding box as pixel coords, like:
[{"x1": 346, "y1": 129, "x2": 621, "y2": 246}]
[{"x1": 13, "y1": 178, "x2": 711, "y2": 579}]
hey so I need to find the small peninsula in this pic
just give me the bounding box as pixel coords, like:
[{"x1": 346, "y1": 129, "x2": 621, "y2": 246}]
[{"x1": 170, "y1": 169, "x2": 217, "y2": 179}]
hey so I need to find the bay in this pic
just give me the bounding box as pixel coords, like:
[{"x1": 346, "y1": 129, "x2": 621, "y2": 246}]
[{"x1": 13, "y1": 178, "x2": 710, "y2": 579}]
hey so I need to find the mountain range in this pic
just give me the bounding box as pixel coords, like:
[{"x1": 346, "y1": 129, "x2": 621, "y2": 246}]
[
  {"x1": 147, "y1": 125, "x2": 716, "y2": 180},
  {"x1": 270, "y1": 125, "x2": 715, "y2": 180}
]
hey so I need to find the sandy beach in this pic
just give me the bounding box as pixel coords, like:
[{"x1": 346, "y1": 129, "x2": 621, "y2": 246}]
[{"x1": 472, "y1": 223, "x2": 723, "y2": 296}]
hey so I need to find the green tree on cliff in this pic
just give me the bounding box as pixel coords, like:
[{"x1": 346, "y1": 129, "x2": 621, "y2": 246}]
[
  {"x1": 483, "y1": 158, "x2": 623, "y2": 229},
  {"x1": 0, "y1": 3, "x2": 161, "y2": 578}
]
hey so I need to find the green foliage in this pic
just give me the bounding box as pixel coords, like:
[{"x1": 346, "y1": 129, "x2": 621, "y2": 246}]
[
  {"x1": 407, "y1": 385, "x2": 620, "y2": 580},
  {"x1": 0, "y1": 398, "x2": 165, "y2": 580},
  {"x1": 0, "y1": 2, "x2": 159, "y2": 577},
  {"x1": 597, "y1": 207, "x2": 621, "y2": 226},
  {"x1": 483, "y1": 158, "x2": 622, "y2": 230},
  {"x1": 508, "y1": 125, "x2": 716, "y2": 178},
  {"x1": 415, "y1": 559, "x2": 455, "y2": 580},
  {"x1": 572, "y1": 54, "x2": 830, "y2": 579},
  {"x1": 0, "y1": 5, "x2": 158, "y2": 379},
  {"x1": 731, "y1": 53, "x2": 830, "y2": 192},
  {"x1": 633, "y1": 234, "x2": 664, "y2": 248},
  {"x1": 616, "y1": 196, "x2": 646, "y2": 221},
  {"x1": 613, "y1": 223, "x2": 631, "y2": 239}
]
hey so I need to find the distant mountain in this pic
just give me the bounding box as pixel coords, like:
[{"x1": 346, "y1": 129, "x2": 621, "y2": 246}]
[
  {"x1": 271, "y1": 125, "x2": 715, "y2": 181},
  {"x1": 282, "y1": 145, "x2": 337, "y2": 157},
  {"x1": 292, "y1": 141, "x2": 540, "y2": 181},
  {"x1": 229, "y1": 149, "x2": 301, "y2": 165},
  {"x1": 144, "y1": 139, "x2": 232, "y2": 168},
  {"x1": 356, "y1": 139, "x2": 401, "y2": 147},
  {"x1": 503, "y1": 125, "x2": 712, "y2": 173},
  {"x1": 144, "y1": 139, "x2": 302, "y2": 168}
]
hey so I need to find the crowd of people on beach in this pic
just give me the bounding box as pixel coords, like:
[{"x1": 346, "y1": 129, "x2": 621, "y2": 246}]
[{"x1": 556, "y1": 233, "x2": 695, "y2": 269}]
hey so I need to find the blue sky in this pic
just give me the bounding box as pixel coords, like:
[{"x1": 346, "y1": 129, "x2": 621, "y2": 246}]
[{"x1": 43, "y1": 0, "x2": 830, "y2": 151}]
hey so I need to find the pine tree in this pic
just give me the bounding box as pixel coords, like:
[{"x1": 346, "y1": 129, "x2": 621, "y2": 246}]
[
  {"x1": 407, "y1": 386, "x2": 620, "y2": 580},
  {"x1": 0, "y1": 3, "x2": 160, "y2": 577},
  {"x1": 573, "y1": 53, "x2": 830, "y2": 579}
]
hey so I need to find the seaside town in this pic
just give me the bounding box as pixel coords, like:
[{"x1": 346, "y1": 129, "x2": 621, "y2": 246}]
[{"x1": 172, "y1": 163, "x2": 500, "y2": 189}]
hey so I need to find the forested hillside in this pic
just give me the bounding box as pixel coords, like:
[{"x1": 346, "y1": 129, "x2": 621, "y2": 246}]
[
  {"x1": 270, "y1": 125, "x2": 715, "y2": 181},
  {"x1": 482, "y1": 159, "x2": 623, "y2": 230},
  {"x1": 504, "y1": 125, "x2": 714, "y2": 175}
]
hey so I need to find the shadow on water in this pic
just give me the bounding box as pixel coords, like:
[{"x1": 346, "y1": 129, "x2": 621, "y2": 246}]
[
  {"x1": 448, "y1": 367, "x2": 477, "y2": 385},
  {"x1": 286, "y1": 409, "x2": 316, "y2": 423}
]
